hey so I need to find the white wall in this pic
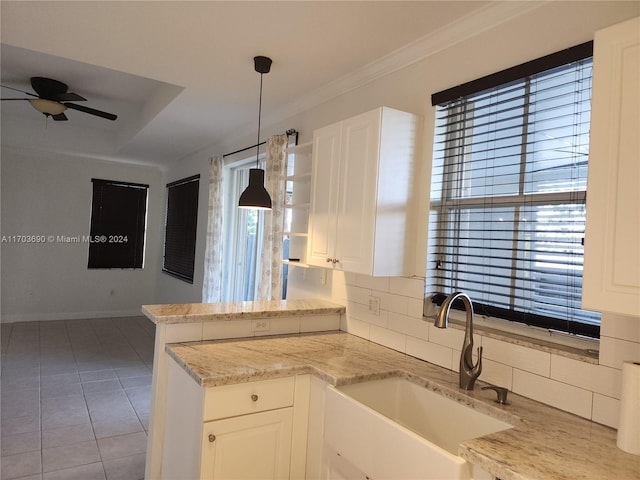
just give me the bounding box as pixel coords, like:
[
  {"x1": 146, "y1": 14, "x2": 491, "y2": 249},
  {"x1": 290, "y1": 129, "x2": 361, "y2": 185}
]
[{"x1": 1, "y1": 149, "x2": 164, "y2": 321}]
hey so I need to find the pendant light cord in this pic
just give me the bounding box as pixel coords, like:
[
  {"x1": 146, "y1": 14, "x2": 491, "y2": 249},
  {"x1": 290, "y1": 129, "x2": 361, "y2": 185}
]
[{"x1": 255, "y1": 72, "x2": 263, "y2": 169}]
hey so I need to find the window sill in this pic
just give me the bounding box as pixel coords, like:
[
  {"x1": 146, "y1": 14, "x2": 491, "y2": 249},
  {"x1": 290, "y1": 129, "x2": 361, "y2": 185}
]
[{"x1": 425, "y1": 307, "x2": 599, "y2": 365}]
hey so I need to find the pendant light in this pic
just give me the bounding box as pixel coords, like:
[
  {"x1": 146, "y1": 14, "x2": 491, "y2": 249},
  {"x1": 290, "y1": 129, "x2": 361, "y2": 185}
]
[{"x1": 238, "y1": 56, "x2": 273, "y2": 210}]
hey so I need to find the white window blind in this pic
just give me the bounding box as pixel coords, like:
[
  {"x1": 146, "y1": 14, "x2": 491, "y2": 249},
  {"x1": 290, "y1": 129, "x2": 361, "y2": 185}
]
[{"x1": 428, "y1": 45, "x2": 600, "y2": 338}]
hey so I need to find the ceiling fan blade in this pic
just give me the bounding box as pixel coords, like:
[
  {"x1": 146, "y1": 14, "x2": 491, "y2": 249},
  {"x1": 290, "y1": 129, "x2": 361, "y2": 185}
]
[
  {"x1": 64, "y1": 102, "x2": 117, "y2": 121},
  {"x1": 1, "y1": 98, "x2": 30, "y2": 101},
  {"x1": 52, "y1": 113, "x2": 68, "y2": 121},
  {"x1": 55, "y1": 92, "x2": 86, "y2": 102},
  {"x1": 1, "y1": 84, "x2": 37, "y2": 97}
]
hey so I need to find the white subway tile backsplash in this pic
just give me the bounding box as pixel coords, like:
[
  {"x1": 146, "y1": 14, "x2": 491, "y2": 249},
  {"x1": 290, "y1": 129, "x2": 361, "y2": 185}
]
[
  {"x1": 599, "y1": 336, "x2": 640, "y2": 369},
  {"x1": 407, "y1": 298, "x2": 424, "y2": 319},
  {"x1": 343, "y1": 272, "x2": 359, "y2": 287},
  {"x1": 406, "y1": 336, "x2": 453, "y2": 370},
  {"x1": 331, "y1": 270, "x2": 347, "y2": 301},
  {"x1": 202, "y1": 320, "x2": 252, "y2": 340},
  {"x1": 300, "y1": 314, "x2": 341, "y2": 333},
  {"x1": 341, "y1": 315, "x2": 370, "y2": 340},
  {"x1": 347, "y1": 301, "x2": 388, "y2": 328},
  {"x1": 483, "y1": 337, "x2": 551, "y2": 377},
  {"x1": 352, "y1": 274, "x2": 389, "y2": 291},
  {"x1": 388, "y1": 314, "x2": 429, "y2": 340},
  {"x1": 600, "y1": 313, "x2": 640, "y2": 343},
  {"x1": 428, "y1": 323, "x2": 465, "y2": 350},
  {"x1": 480, "y1": 358, "x2": 514, "y2": 391},
  {"x1": 344, "y1": 284, "x2": 371, "y2": 306},
  {"x1": 389, "y1": 277, "x2": 425, "y2": 299},
  {"x1": 592, "y1": 394, "x2": 620, "y2": 429},
  {"x1": 370, "y1": 325, "x2": 406, "y2": 353},
  {"x1": 165, "y1": 323, "x2": 203, "y2": 343},
  {"x1": 254, "y1": 317, "x2": 300, "y2": 337},
  {"x1": 551, "y1": 355, "x2": 622, "y2": 398},
  {"x1": 513, "y1": 369, "x2": 593, "y2": 419},
  {"x1": 341, "y1": 274, "x2": 632, "y2": 424},
  {"x1": 379, "y1": 292, "x2": 409, "y2": 315}
]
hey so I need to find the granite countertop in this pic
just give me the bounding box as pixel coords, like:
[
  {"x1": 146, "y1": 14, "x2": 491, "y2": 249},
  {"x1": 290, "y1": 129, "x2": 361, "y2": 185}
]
[
  {"x1": 166, "y1": 331, "x2": 640, "y2": 480},
  {"x1": 142, "y1": 299, "x2": 345, "y2": 324}
]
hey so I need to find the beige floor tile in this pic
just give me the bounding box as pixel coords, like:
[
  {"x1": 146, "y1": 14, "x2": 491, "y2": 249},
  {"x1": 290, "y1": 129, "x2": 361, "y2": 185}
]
[
  {"x1": 42, "y1": 462, "x2": 105, "y2": 480},
  {"x1": 0, "y1": 431, "x2": 41, "y2": 457},
  {"x1": 42, "y1": 440, "x2": 101, "y2": 473},
  {"x1": 0, "y1": 450, "x2": 42, "y2": 480},
  {"x1": 97, "y1": 432, "x2": 148, "y2": 460},
  {"x1": 103, "y1": 453, "x2": 146, "y2": 480},
  {"x1": 41, "y1": 423, "x2": 95, "y2": 449}
]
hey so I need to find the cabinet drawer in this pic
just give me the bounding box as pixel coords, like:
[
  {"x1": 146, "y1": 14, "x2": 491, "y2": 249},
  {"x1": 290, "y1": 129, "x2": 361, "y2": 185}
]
[{"x1": 204, "y1": 376, "x2": 295, "y2": 421}]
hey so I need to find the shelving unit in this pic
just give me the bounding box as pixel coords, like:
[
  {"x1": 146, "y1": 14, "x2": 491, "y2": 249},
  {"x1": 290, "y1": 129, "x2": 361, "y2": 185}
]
[{"x1": 281, "y1": 142, "x2": 312, "y2": 269}]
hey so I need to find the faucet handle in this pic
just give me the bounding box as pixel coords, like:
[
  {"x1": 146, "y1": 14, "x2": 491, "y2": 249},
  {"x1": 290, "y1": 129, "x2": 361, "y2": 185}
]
[{"x1": 482, "y1": 385, "x2": 509, "y2": 405}]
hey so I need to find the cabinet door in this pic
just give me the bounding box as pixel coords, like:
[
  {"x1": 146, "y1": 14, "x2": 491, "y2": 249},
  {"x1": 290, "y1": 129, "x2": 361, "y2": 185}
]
[
  {"x1": 583, "y1": 16, "x2": 640, "y2": 316},
  {"x1": 335, "y1": 109, "x2": 381, "y2": 274},
  {"x1": 307, "y1": 123, "x2": 342, "y2": 267},
  {"x1": 201, "y1": 408, "x2": 293, "y2": 480}
]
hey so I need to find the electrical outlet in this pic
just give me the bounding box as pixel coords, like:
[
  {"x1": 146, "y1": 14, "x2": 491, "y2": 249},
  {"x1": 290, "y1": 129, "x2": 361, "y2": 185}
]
[
  {"x1": 368, "y1": 295, "x2": 380, "y2": 316},
  {"x1": 252, "y1": 319, "x2": 270, "y2": 332}
]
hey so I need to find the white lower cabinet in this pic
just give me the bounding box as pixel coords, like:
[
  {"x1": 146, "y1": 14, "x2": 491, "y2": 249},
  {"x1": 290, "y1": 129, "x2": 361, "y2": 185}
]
[
  {"x1": 162, "y1": 359, "x2": 498, "y2": 480},
  {"x1": 201, "y1": 408, "x2": 293, "y2": 480},
  {"x1": 161, "y1": 358, "x2": 310, "y2": 480}
]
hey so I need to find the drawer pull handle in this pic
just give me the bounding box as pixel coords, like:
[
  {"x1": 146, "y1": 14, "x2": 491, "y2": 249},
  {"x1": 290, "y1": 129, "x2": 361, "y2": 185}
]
[
  {"x1": 251, "y1": 394, "x2": 259, "y2": 402},
  {"x1": 208, "y1": 434, "x2": 216, "y2": 443}
]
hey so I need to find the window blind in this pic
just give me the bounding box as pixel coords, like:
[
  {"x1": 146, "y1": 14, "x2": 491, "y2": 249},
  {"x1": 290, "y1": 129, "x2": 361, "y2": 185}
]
[
  {"x1": 428, "y1": 49, "x2": 600, "y2": 338},
  {"x1": 88, "y1": 179, "x2": 148, "y2": 269},
  {"x1": 163, "y1": 175, "x2": 199, "y2": 283}
]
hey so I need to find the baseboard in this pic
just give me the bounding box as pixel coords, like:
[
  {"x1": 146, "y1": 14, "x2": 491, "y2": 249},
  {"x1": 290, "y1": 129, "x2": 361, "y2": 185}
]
[{"x1": 1, "y1": 309, "x2": 145, "y2": 323}]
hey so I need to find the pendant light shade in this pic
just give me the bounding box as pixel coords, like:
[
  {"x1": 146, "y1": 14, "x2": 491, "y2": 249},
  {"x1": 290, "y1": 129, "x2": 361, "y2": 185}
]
[
  {"x1": 238, "y1": 56, "x2": 273, "y2": 210},
  {"x1": 238, "y1": 168, "x2": 272, "y2": 210}
]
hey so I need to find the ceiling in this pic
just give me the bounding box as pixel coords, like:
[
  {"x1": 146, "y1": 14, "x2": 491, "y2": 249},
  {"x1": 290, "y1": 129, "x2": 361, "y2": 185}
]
[{"x1": 1, "y1": 1, "x2": 505, "y2": 168}]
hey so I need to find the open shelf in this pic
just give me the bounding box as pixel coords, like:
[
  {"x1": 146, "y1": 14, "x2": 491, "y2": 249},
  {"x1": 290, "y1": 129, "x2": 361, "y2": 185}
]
[{"x1": 281, "y1": 140, "x2": 314, "y2": 271}]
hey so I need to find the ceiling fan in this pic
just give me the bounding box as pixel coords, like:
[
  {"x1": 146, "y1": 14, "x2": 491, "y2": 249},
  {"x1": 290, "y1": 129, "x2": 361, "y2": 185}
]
[{"x1": 1, "y1": 77, "x2": 117, "y2": 121}]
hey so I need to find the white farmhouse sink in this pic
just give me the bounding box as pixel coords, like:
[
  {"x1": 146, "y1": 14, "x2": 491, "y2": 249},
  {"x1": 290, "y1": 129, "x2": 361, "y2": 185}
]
[{"x1": 324, "y1": 376, "x2": 512, "y2": 480}]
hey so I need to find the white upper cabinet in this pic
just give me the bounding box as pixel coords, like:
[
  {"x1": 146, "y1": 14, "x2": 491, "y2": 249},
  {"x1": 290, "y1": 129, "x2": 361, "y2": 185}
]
[
  {"x1": 307, "y1": 107, "x2": 420, "y2": 276},
  {"x1": 583, "y1": 17, "x2": 640, "y2": 316}
]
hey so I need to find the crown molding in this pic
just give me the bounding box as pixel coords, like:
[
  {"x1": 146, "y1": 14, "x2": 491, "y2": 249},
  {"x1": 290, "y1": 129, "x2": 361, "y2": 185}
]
[{"x1": 268, "y1": 1, "x2": 546, "y2": 124}]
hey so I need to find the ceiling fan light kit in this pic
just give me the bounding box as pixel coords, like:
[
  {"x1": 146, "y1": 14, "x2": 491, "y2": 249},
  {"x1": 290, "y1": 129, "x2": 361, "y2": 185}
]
[
  {"x1": 238, "y1": 55, "x2": 273, "y2": 210},
  {"x1": 28, "y1": 98, "x2": 67, "y2": 115},
  {"x1": 1, "y1": 76, "x2": 117, "y2": 122}
]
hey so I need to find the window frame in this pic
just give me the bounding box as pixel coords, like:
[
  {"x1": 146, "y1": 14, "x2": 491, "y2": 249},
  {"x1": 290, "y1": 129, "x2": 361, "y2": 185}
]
[
  {"x1": 162, "y1": 174, "x2": 200, "y2": 283},
  {"x1": 221, "y1": 154, "x2": 267, "y2": 302},
  {"x1": 428, "y1": 42, "x2": 600, "y2": 339}
]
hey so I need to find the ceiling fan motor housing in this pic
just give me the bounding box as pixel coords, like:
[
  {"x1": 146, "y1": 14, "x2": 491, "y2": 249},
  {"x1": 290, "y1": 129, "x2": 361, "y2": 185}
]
[{"x1": 30, "y1": 77, "x2": 69, "y2": 100}]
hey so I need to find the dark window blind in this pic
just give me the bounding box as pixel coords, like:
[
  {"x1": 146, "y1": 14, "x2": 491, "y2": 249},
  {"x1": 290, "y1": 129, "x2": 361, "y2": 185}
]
[
  {"x1": 428, "y1": 48, "x2": 600, "y2": 338},
  {"x1": 88, "y1": 179, "x2": 148, "y2": 269},
  {"x1": 163, "y1": 175, "x2": 199, "y2": 283}
]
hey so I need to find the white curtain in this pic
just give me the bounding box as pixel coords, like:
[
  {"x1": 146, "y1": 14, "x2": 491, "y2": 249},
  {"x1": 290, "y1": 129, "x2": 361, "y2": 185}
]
[
  {"x1": 202, "y1": 155, "x2": 224, "y2": 302},
  {"x1": 257, "y1": 134, "x2": 288, "y2": 301}
]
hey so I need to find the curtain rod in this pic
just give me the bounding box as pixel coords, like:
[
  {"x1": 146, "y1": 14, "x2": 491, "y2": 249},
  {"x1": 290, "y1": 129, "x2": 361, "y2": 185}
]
[{"x1": 223, "y1": 129, "x2": 298, "y2": 158}]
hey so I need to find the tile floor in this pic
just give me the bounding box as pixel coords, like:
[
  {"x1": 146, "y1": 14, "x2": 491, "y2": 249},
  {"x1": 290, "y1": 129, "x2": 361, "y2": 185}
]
[{"x1": 1, "y1": 317, "x2": 155, "y2": 480}]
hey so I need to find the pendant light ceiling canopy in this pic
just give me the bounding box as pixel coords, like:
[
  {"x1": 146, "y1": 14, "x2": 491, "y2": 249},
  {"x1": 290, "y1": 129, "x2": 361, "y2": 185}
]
[{"x1": 238, "y1": 55, "x2": 273, "y2": 210}]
